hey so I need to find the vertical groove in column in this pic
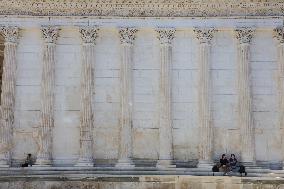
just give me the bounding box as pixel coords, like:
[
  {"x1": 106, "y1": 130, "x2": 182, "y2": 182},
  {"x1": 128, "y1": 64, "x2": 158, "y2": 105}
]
[
  {"x1": 274, "y1": 28, "x2": 284, "y2": 167},
  {"x1": 36, "y1": 26, "x2": 59, "y2": 166},
  {"x1": 156, "y1": 28, "x2": 175, "y2": 168},
  {"x1": 0, "y1": 26, "x2": 18, "y2": 167},
  {"x1": 116, "y1": 28, "x2": 137, "y2": 168},
  {"x1": 76, "y1": 27, "x2": 98, "y2": 166},
  {"x1": 235, "y1": 28, "x2": 255, "y2": 163},
  {"x1": 193, "y1": 28, "x2": 215, "y2": 167}
]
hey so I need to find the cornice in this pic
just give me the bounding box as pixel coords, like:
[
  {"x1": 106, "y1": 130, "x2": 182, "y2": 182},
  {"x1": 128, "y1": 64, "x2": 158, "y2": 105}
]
[{"x1": 0, "y1": 0, "x2": 284, "y2": 17}]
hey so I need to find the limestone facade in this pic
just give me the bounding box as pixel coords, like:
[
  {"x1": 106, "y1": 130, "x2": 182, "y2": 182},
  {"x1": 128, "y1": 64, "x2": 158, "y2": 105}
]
[{"x1": 0, "y1": 1, "x2": 283, "y2": 168}]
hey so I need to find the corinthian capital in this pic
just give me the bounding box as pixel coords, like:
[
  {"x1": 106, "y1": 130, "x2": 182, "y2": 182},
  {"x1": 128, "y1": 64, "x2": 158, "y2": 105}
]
[
  {"x1": 80, "y1": 27, "x2": 99, "y2": 44},
  {"x1": 156, "y1": 28, "x2": 175, "y2": 45},
  {"x1": 235, "y1": 28, "x2": 255, "y2": 44},
  {"x1": 0, "y1": 26, "x2": 19, "y2": 43},
  {"x1": 193, "y1": 28, "x2": 215, "y2": 44},
  {"x1": 274, "y1": 27, "x2": 284, "y2": 44},
  {"x1": 119, "y1": 28, "x2": 138, "y2": 45},
  {"x1": 41, "y1": 26, "x2": 59, "y2": 44}
]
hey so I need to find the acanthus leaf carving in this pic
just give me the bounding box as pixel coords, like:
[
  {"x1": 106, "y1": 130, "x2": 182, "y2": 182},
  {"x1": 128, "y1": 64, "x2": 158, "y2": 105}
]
[
  {"x1": 119, "y1": 28, "x2": 138, "y2": 45},
  {"x1": 0, "y1": 26, "x2": 19, "y2": 43},
  {"x1": 274, "y1": 27, "x2": 284, "y2": 44},
  {"x1": 235, "y1": 27, "x2": 255, "y2": 44},
  {"x1": 156, "y1": 28, "x2": 175, "y2": 45},
  {"x1": 193, "y1": 28, "x2": 215, "y2": 44},
  {"x1": 80, "y1": 27, "x2": 99, "y2": 44},
  {"x1": 41, "y1": 26, "x2": 59, "y2": 44}
]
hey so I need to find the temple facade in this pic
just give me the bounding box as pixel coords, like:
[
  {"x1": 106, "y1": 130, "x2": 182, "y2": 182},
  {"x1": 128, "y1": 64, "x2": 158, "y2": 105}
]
[{"x1": 0, "y1": 0, "x2": 283, "y2": 170}]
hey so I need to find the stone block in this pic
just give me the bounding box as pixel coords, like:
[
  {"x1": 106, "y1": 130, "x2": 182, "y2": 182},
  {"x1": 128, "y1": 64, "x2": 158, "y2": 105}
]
[{"x1": 133, "y1": 128, "x2": 159, "y2": 159}]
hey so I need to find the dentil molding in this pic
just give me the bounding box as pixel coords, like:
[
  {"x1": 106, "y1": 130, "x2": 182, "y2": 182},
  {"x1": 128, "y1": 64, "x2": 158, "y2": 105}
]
[{"x1": 0, "y1": 0, "x2": 283, "y2": 17}]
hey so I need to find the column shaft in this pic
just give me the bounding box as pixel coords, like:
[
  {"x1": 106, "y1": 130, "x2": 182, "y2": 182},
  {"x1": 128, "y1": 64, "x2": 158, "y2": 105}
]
[
  {"x1": 76, "y1": 27, "x2": 98, "y2": 166},
  {"x1": 198, "y1": 43, "x2": 212, "y2": 164},
  {"x1": 193, "y1": 28, "x2": 215, "y2": 167},
  {"x1": 278, "y1": 44, "x2": 284, "y2": 148},
  {"x1": 36, "y1": 27, "x2": 59, "y2": 166},
  {"x1": 274, "y1": 28, "x2": 284, "y2": 167},
  {"x1": 0, "y1": 26, "x2": 18, "y2": 167},
  {"x1": 156, "y1": 28, "x2": 175, "y2": 168},
  {"x1": 77, "y1": 44, "x2": 94, "y2": 166},
  {"x1": 235, "y1": 28, "x2": 255, "y2": 163},
  {"x1": 116, "y1": 28, "x2": 137, "y2": 168},
  {"x1": 158, "y1": 44, "x2": 172, "y2": 160}
]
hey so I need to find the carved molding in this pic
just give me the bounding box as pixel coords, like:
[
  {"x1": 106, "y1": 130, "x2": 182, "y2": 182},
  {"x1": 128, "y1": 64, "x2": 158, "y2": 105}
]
[
  {"x1": 41, "y1": 26, "x2": 59, "y2": 44},
  {"x1": 193, "y1": 28, "x2": 215, "y2": 44},
  {"x1": 0, "y1": 0, "x2": 283, "y2": 17},
  {"x1": 235, "y1": 28, "x2": 255, "y2": 44},
  {"x1": 80, "y1": 27, "x2": 99, "y2": 44},
  {"x1": 156, "y1": 28, "x2": 175, "y2": 45},
  {"x1": 119, "y1": 28, "x2": 138, "y2": 45},
  {"x1": 274, "y1": 27, "x2": 284, "y2": 43},
  {"x1": 0, "y1": 26, "x2": 18, "y2": 43}
]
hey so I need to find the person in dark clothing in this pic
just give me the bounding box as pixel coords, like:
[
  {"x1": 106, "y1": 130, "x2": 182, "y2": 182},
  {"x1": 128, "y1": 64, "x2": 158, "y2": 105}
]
[
  {"x1": 219, "y1": 154, "x2": 229, "y2": 175},
  {"x1": 21, "y1": 154, "x2": 33, "y2": 167},
  {"x1": 229, "y1": 154, "x2": 238, "y2": 172}
]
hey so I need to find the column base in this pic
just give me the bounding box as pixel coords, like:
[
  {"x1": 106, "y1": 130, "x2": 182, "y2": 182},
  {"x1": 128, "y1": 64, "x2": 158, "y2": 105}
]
[
  {"x1": 115, "y1": 159, "x2": 135, "y2": 168},
  {"x1": 197, "y1": 160, "x2": 214, "y2": 168},
  {"x1": 156, "y1": 159, "x2": 176, "y2": 169},
  {"x1": 241, "y1": 161, "x2": 256, "y2": 167},
  {"x1": 0, "y1": 160, "x2": 10, "y2": 167},
  {"x1": 34, "y1": 158, "x2": 52, "y2": 167},
  {"x1": 0, "y1": 153, "x2": 10, "y2": 167},
  {"x1": 75, "y1": 158, "x2": 94, "y2": 167}
]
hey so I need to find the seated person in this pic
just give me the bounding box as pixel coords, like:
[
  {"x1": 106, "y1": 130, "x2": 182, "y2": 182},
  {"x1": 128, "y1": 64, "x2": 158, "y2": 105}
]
[
  {"x1": 21, "y1": 154, "x2": 33, "y2": 167},
  {"x1": 219, "y1": 154, "x2": 229, "y2": 175},
  {"x1": 229, "y1": 154, "x2": 238, "y2": 172}
]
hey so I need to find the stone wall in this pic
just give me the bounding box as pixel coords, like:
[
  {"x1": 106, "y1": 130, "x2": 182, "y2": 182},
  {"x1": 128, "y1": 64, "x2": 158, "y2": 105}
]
[{"x1": 0, "y1": 17, "x2": 282, "y2": 167}]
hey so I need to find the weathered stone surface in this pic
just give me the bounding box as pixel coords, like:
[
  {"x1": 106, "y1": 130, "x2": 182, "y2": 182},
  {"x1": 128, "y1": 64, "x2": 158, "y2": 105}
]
[
  {"x1": 0, "y1": 176, "x2": 282, "y2": 189},
  {"x1": 0, "y1": 6, "x2": 282, "y2": 168},
  {"x1": 0, "y1": 0, "x2": 284, "y2": 17}
]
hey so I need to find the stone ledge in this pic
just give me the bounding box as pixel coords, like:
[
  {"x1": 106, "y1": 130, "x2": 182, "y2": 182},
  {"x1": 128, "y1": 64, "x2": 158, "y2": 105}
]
[{"x1": 0, "y1": 175, "x2": 284, "y2": 189}]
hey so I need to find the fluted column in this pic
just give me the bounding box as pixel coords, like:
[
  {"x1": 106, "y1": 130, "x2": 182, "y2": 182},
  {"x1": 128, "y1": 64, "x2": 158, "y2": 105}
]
[
  {"x1": 0, "y1": 26, "x2": 18, "y2": 167},
  {"x1": 116, "y1": 28, "x2": 137, "y2": 168},
  {"x1": 193, "y1": 28, "x2": 215, "y2": 168},
  {"x1": 76, "y1": 27, "x2": 98, "y2": 167},
  {"x1": 274, "y1": 27, "x2": 284, "y2": 168},
  {"x1": 35, "y1": 26, "x2": 59, "y2": 166},
  {"x1": 156, "y1": 28, "x2": 175, "y2": 168},
  {"x1": 235, "y1": 28, "x2": 255, "y2": 164}
]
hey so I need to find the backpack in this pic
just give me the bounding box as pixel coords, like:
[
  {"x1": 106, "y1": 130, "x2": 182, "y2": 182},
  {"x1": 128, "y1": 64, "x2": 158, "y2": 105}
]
[
  {"x1": 239, "y1": 165, "x2": 245, "y2": 173},
  {"x1": 212, "y1": 165, "x2": 219, "y2": 172}
]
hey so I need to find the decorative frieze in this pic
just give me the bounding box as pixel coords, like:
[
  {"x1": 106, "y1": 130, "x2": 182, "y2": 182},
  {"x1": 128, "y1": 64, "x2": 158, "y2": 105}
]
[
  {"x1": 156, "y1": 28, "x2": 175, "y2": 168},
  {"x1": 235, "y1": 28, "x2": 255, "y2": 163},
  {"x1": 35, "y1": 26, "x2": 59, "y2": 166},
  {"x1": 76, "y1": 27, "x2": 99, "y2": 166},
  {"x1": 194, "y1": 28, "x2": 215, "y2": 167},
  {"x1": 0, "y1": 26, "x2": 18, "y2": 167},
  {"x1": 116, "y1": 27, "x2": 138, "y2": 168},
  {"x1": 0, "y1": 0, "x2": 284, "y2": 17}
]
